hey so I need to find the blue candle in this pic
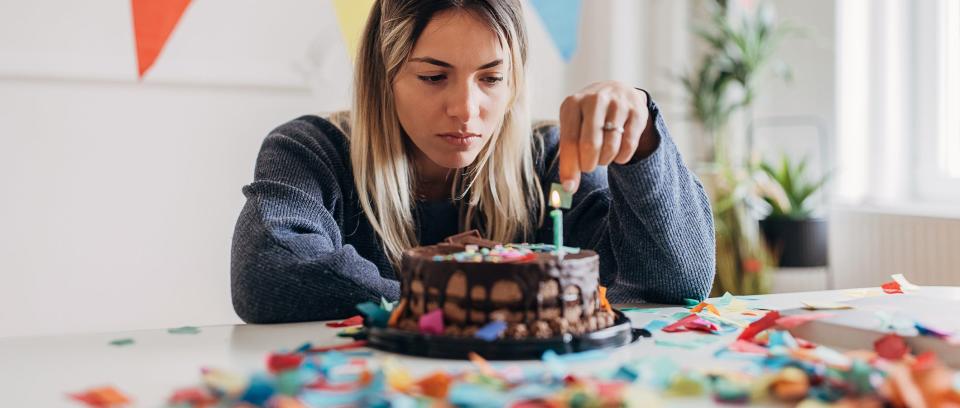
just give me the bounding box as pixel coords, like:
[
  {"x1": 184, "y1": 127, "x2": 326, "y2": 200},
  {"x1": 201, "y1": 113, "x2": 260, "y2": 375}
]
[{"x1": 550, "y1": 190, "x2": 563, "y2": 253}]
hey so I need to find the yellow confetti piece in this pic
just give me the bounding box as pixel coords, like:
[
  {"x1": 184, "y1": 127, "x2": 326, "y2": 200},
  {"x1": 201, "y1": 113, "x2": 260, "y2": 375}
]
[
  {"x1": 468, "y1": 352, "x2": 497, "y2": 377},
  {"x1": 691, "y1": 302, "x2": 719, "y2": 316},
  {"x1": 388, "y1": 298, "x2": 406, "y2": 328},
  {"x1": 202, "y1": 368, "x2": 247, "y2": 398},
  {"x1": 801, "y1": 301, "x2": 853, "y2": 310},
  {"x1": 844, "y1": 288, "x2": 884, "y2": 298},
  {"x1": 891, "y1": 274, "x2": 920, "y2": 291},
  {"x1": 599, "y1": 286, "x2": 613, "y2": 313},
  {"x1": 383, "y1": 357, "x2": 414, "y2": 392}
]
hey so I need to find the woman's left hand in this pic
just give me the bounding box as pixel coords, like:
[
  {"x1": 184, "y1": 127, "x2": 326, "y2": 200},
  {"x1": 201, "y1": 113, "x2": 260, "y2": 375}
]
[{"x1": 557, "y1": 81, "x2": 657, "y2": 193}]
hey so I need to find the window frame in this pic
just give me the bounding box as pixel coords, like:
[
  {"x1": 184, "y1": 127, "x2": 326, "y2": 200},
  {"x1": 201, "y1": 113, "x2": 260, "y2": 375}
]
[{"x1": 914, "y1": 0, "x2": 960, "y2": 202}]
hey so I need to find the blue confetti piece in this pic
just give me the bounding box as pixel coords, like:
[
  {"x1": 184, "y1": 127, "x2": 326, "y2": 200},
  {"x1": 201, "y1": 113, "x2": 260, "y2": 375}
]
[
  {"x1": 768, "y1": 331, "x2": 799, "y2": 349},
  {"x1": 387, "y1": 394, "x2": 420, "y2": 408},
  {"x1": 643, "y1": 320, "x2": 670, "y2": 332},
  {"x1": 637, "y1": 356, "x2": 679, "y2": 389},
  {"x1": 167, "y1": 326, "x2": 201, "y2": 335},
  {"x1": 448, "y1": 383, "x2": 508, "y2": 408},
  {"x1": 357, "y1": 302, "x2": 390, "y2": 328},
  {"x1": 295, "y1": 342, "x2": 313, "y2": 353},
  {"x1": 239, "y1": 374, "x2": 275, "y2": 406},
  {"x1": 380, "y1": 297, "x2": 396, "y2": 312},
  {"x1": 712, "y1": 377, "x2": 749, "y2": 403},
  {"x1": 613, "y1": 365, "x2": 639, "y2": 382},
  {"x1": 507, "y1": 383, "x2": 558, "y2": 400},
  {"x1": 300, "y1": 389, "x2": 364, "y2": 407},
  {"x1": 713, "y1": 348, "x2": 766, "y2": 363},
  {"x1": 108, "y1": 338, "x2": 135, "y2": 346},
  {"x1": 714, "y1": 292, "x2": 735, "y2": 307},
  {"x1": 541, "y1": 350, "x2": 567, "y2": 378},
  {"x1": 475, "y1": 320, "x2": 508, "y2": 341},
  {"x1": 554, "y1": 349, "x2": 608, "y2": 363},
  {"x1": 683, "y1": 298, "x2": 701, "y2": 307},
  {"x1": 279, "y1": 367, "x2": 318, "y2": 396},
  {"x1": 671, "y1": 311, "x2": 693, "y2": 320}
]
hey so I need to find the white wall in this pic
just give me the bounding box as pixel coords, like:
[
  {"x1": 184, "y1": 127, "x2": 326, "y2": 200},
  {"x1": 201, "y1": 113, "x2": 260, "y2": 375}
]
[
  {"x1": 0, "y1": 80, "x2": 318, "y2": 336},
  {"x1": 746, "y1": 0, "x2": 836, "y2": 184}
]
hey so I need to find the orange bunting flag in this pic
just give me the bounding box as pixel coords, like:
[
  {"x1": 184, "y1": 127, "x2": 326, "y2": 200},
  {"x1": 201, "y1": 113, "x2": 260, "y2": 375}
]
[{"x1": 131, "y1": 0, "x2": 192, "y2": 79}]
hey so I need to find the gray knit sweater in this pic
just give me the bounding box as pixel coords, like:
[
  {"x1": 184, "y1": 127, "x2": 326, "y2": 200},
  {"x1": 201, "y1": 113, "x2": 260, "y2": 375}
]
[{"x1": 231, "y1": 98, "x2": 715, "y2": 323}]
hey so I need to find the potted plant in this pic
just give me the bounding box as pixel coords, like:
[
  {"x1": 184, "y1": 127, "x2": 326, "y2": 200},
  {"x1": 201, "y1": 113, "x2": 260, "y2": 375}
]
[
  {"x1": 678, "y1": 0, "x2": 796, "y2": 295},
  {"x1": 755, "y1": 154, "x2": 830, "y2": 267}
]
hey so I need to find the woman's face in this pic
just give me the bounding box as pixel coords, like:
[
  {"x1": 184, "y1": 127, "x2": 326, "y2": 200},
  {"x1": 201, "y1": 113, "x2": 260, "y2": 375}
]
[{"x1": 393, "y1": 9, "x2": 512, "y2": 170}]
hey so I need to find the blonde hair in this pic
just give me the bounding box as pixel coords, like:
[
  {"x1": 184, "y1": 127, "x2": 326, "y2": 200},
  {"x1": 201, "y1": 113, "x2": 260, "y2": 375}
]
[{"x1": 350, "y1": 0, "x2": 543, "y2": 267}]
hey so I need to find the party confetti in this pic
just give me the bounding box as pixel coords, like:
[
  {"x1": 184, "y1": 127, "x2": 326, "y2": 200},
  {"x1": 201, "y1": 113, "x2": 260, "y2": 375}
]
[
  {"x1": 325, "y1": 315, "x2": 363, "y2": 328},
  {"x1": 108, "y1": 338, "x2": 134, "y2": 347},
  {"x1": 882, "y1": 280, "x2": 904, "y2": 294},
  {"x1": 875, "y1": 333, "x2": 909, "y2": 360},
  {"x1": 167, "y1": 326, "x2": 200, "y2": 335},
  {"x1": 68, "y1": 386, "x2": 131, "y2": 407},
  {"x1": 418, "y1": 309, "x2": 444, "y2": 335}
]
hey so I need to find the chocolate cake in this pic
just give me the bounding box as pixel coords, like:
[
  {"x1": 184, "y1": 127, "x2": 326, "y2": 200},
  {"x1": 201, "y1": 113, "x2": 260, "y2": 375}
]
[{"x1": 391, "y1": 231, "x2": 616, "y2": 339}]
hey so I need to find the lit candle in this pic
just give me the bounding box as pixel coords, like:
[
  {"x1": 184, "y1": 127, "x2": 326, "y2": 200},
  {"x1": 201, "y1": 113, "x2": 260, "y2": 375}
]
[{"x1": 550, "y1": 190, "x2": 563, "y2": 254}]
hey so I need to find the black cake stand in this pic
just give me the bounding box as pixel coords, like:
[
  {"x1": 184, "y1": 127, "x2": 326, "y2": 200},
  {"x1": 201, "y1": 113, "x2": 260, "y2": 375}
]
[{"x1": 363, "y1": 309, "x2": 647, "y2": 360}]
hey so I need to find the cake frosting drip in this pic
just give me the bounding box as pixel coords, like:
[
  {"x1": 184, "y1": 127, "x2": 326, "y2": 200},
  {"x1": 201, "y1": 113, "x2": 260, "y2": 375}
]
[{"x1": 394, "y1": 231, "x2": 616, "y2": 339}]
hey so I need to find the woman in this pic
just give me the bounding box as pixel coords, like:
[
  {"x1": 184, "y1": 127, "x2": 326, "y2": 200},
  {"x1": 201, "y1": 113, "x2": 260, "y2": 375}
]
[{"x1": 231, "y1": 0, "x2": 715, "y2": 323}]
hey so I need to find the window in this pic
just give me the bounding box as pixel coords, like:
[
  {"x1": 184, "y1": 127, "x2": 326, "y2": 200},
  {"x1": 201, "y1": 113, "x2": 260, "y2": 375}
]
[
  {"x1": 916, "y1": 0, "x2": 960, "y2": 202},
  {"x1": 837, "y1": 0, "x2": 960, "y2": 206},
  {"x1": 939, "y1": 0, "x2": 960, "y2": 179}
]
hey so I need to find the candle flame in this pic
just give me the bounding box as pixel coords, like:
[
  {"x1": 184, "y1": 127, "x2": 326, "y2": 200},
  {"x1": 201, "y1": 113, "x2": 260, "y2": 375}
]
[{"x1": 550, "y1": 190, "x2": 561, "y2": 208}]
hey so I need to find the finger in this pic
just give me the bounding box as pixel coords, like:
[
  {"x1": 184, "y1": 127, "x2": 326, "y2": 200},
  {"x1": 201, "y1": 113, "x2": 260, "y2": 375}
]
[
  {"x1": 598, "y1": 98, "x2": 629, "y2": 166},
  {"x1": 578, "y1": 93, "x2": 609, "y2": 173},
  {"x1": 558, "y1": 95, "x2": 582, "y2": 193},
  {"x1": 615, "y1": 107, "x2": 644, "y2": 164}
]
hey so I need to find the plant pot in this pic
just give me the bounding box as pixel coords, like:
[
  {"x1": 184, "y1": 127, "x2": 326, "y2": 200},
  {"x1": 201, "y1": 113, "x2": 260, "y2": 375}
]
[{"x1": 759, "y1": 218, "x2": 828, "y2": 267}]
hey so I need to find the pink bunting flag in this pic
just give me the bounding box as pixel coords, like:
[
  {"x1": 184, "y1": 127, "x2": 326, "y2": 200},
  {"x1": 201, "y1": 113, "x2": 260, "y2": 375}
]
[
  {"x1": 419, "y1": 309, "x2": 444, "y2": 335},
  {"x1": 775, "y1": 313, "x2": 834, "y2": 329}
]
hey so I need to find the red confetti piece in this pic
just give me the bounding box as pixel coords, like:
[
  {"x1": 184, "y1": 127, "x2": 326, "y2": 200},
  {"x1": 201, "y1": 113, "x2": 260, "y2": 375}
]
[
  {"x1": 417, "y1": 371, "x2": 453, "y2": 399},
  {"x1": 68, "y1": 386, "x2": 131, "y2": 407},
  {"x1": 912, "y1": 351, "x2": 939, "y2": 371},
  {"x1": 881, "y1": 281, "x2": 903, "y2": 294},
  {"x1": 874, "y1": 333, "x2": 909, "y2": 360},
  {"x1": 267, "y1": 352, "x2": 305, "y2": 373},
  {"x1": 795, "y1": 338, "x2": 817, "y2": 349},
  {"x1": 307, "y1": 340, "x2": 368, "y2": 353},
  {"x1": 167, "y1": 387, "x2": 215, "y2": 405},
  {"x1": 662, "y1": 314, "x2": 699, "y2": 333},
  {"x1": 737, "y1": 310, "x2": 781, "y2": 341},
  {"x1": 306, "y1": 377, "x2": 362, "y2": 392},
  {"x1": 326, "y1": 315, "x2": 364, "y2": 327},
  {"x1": 685, "y1": 317, "x2": 719, "y2": 333}
]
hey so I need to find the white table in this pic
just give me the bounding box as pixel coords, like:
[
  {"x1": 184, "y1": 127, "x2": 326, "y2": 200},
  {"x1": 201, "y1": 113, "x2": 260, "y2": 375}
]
[{"x1": 2, "y1": 288, "x2": 956, "y2": 407}]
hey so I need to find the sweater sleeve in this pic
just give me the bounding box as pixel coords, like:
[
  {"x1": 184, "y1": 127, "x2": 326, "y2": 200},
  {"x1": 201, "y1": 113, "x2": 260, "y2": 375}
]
[
  {"x1": 536, "y1": 97, "x2": 716, "y2": 304},
  {"x1": 231, "y1": 117, "x2": 399, "y2": 324}
]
